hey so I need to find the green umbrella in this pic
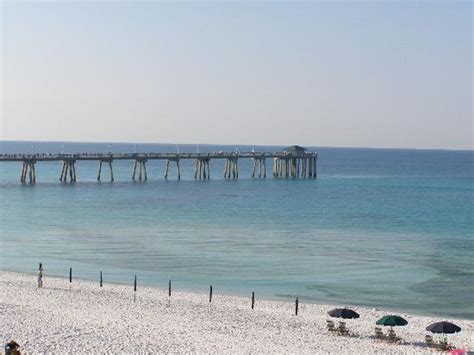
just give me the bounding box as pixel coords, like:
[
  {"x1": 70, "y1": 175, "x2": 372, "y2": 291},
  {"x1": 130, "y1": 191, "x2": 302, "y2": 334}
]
[{"x1": 376, "y1": 315, "x2": 408, "y2": 328}]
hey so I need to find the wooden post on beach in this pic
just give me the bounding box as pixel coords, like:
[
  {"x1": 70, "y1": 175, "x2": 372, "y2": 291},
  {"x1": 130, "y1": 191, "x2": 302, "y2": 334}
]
[
  {"x1": 251, "y1": 292, "x2": 255, "y2": 310},
  {"x1": 168, "y1": 280, "x2": 172, "y2": 297},
  {"x1": 295, "y1": 297, "x2": 299, "y2": 315},
  {"x1": 209, "y1": 285, "x2": 213, "y2": 303},
  {"x1": 38, "y1": 262, "x2": 43, "y2": 288},
  {"x1": 134, "y1": 275, "x2": 137, "y2": 292},
  {"x1": 100, "y1": 271, "x2": 103, "y2": 287},
  {"x1": 69, "y1": 268, "x2": 72, "y2": 283}
]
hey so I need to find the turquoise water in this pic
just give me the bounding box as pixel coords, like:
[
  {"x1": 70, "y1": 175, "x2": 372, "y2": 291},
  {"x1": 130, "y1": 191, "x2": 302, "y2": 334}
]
[{"x1": 0, "y1": 142, "x2": 473, "y2": 319}]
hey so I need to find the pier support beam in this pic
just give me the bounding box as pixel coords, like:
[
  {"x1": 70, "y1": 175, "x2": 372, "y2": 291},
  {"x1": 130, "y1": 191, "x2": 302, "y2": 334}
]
[
  {"x1": 195, "y1": 158, "x2": 210, "y2": 180},
  {"x1": 163, "y1": 159, "x2": 181, "y2": 180},
  {"x1": 132, "y1": 160, "x2": 138, "y2": 180},
  {"x1": 251, "y1": 156, "x2": 266, "y2": 178},
  {"x1": 273, "y1": 157, "x2": 283, "y2": 178},
  {"x1": 313, "y1": 154, "x2": 318, "y2": 179},
  {"x1": 96, "y1": 159, "x2": 113, "y2": 182},
  {"x1": 176, "y1": 159, "x2": 181, "y2": 180},
  {"x1": 132, "y1": 159, "x2": 147, "y2": 181},
  {"x1": 251, "y1": 158, "x2": 257, "y2": 178},
  {"x1": 164, "y1": 160, "x2": 170, "y2": 179},
  {"x1": 132, "y1": 159, "x2": 148, "y2": 181},
  {"x1": 271, "y1": 155, "x2": 318, "y2": 179},
  {"x1": 224, "y1": 157, "x2": 238, "y2": 179},
  {"x1": 20, "y1": 161, "x2": 36, "y2": 183},
  {"x1": 206, "y1": 159, "x2": 210, "y2": 179},
  {"x1": 194, "y1": 159, "x2": 199, "y2": 179},
  {"x1": 97, "y1": 161, "x2": 103, "y2": 181},
  {"x1": 305, "y1": 154, "x2": 317, "y2": 179},
  {"x1": 59, "y1": 160, "x2": 76, "y2": 183},
  {"x1": 109, "y1": 161, "x2": 114, "y2": 182}
]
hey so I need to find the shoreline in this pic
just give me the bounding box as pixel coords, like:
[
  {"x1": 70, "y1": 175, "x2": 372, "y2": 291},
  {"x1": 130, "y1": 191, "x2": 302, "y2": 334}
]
[
  {"x1": 4, "y1": 267, "x2": 470, "y2": 322},
  {"x1": 1, "y1": 270, "x2": 473, "y2": 353}
]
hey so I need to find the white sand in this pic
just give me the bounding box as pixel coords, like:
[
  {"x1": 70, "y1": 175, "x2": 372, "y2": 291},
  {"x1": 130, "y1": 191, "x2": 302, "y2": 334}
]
[{"x1": 1, "y1": 271, "x2": 473, "y2": 354}]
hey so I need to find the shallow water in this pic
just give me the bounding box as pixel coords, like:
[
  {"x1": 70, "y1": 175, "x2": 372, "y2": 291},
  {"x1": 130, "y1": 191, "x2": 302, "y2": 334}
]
[{"x1": 0, "y1": 141, "x2": 473, "y2": 319}]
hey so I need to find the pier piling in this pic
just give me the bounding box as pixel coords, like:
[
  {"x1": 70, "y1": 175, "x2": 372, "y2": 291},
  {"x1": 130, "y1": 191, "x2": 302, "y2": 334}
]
[
  {"x1": 20, "y1": 161, "x2": 36, "y2": 183},
  {"x1": 97, "y1": 161, "x2": 103, "y2": 181},
  {"x1": 164, "y1": 160, "x2": 170, "y2": 179},
  {"x1": 176, "y1": 160, "x2": 181, "y2": 180},
  {"x1": 59, "y1": 160, "x2": 76, "y2": 182},
  {"x1": 132, "y1": 160, "x2": 137, "y2": 180},
  {"x1": 108, "y1": 161, "x2": 114, "y2": 182}
]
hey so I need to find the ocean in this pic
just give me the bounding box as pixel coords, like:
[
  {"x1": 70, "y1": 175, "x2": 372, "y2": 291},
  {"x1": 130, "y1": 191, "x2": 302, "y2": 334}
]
[{"x1": 0, "y1": 141, "x2": 473, "y2": 319}]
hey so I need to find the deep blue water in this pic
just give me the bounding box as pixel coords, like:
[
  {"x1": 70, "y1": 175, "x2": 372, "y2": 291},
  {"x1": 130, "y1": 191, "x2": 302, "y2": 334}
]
[{"x1": 0, "y1": 141, "x2": 473, "y2": 319}]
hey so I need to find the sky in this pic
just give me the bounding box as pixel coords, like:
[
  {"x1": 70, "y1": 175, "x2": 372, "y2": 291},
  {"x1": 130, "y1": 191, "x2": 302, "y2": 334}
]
[{"x1": 0, "y1": 1, "x2": 472, "y2": 149}]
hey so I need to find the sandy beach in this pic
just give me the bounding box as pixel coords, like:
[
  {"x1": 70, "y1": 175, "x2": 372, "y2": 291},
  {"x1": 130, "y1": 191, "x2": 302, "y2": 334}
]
[{"x1": 1, "y1": 271, "x2": 473, "y2": 353}]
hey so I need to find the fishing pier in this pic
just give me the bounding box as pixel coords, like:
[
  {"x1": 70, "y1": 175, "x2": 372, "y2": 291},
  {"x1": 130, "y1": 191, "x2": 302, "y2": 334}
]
[{"x1": 0, "y1": 145, "x2": 317, "y2": 184}]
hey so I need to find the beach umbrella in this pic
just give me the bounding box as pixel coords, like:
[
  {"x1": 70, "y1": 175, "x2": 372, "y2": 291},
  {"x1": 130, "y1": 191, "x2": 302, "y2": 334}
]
[
  {"x1": 426, "y1": 321, "x2": 461, "y2": 334},
  {"x1": 328, "y1": 308, "x2": 360, "y2": 319},
  {"x1": 376, "y1": 315, "x2": 408, "y2": 328}
]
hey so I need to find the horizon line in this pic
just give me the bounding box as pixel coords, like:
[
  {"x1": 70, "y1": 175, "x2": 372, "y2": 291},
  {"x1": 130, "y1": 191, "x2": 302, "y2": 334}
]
[{"x1": 0, "y1": 139, "x2": 472, "y2": 152}]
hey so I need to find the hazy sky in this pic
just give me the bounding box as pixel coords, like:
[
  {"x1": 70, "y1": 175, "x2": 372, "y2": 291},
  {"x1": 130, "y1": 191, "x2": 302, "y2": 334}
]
[{"x1": 1, "y1": 1, "x2": 472, "y2": 149}]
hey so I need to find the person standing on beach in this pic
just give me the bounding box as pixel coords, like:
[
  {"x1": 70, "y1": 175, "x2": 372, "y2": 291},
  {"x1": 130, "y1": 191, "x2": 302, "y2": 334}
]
[{"x1": 37, "y1": 263, "x2": 43, "y2": 288}]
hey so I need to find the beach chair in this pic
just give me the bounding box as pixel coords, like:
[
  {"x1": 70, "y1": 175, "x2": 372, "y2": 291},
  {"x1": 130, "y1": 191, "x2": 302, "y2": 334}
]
[
  {"x1": 438, "y1": 340, "x2": 449, "y2": 351},
  {"x1": 374, "y1": 327, "x2": 385, "y2": 339},
  {"x1": 387, "y1": 329, "x2": 401, "y2": 343},
  {"x1": 337, "y1": 321, "x2": 349, "y2": 336},
  {"x1": 425, "y1": 335, "x2": 434, "y2": 348},
  {"x1": 326, "y1": 320, "x2": 336, "y2": 332}
]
